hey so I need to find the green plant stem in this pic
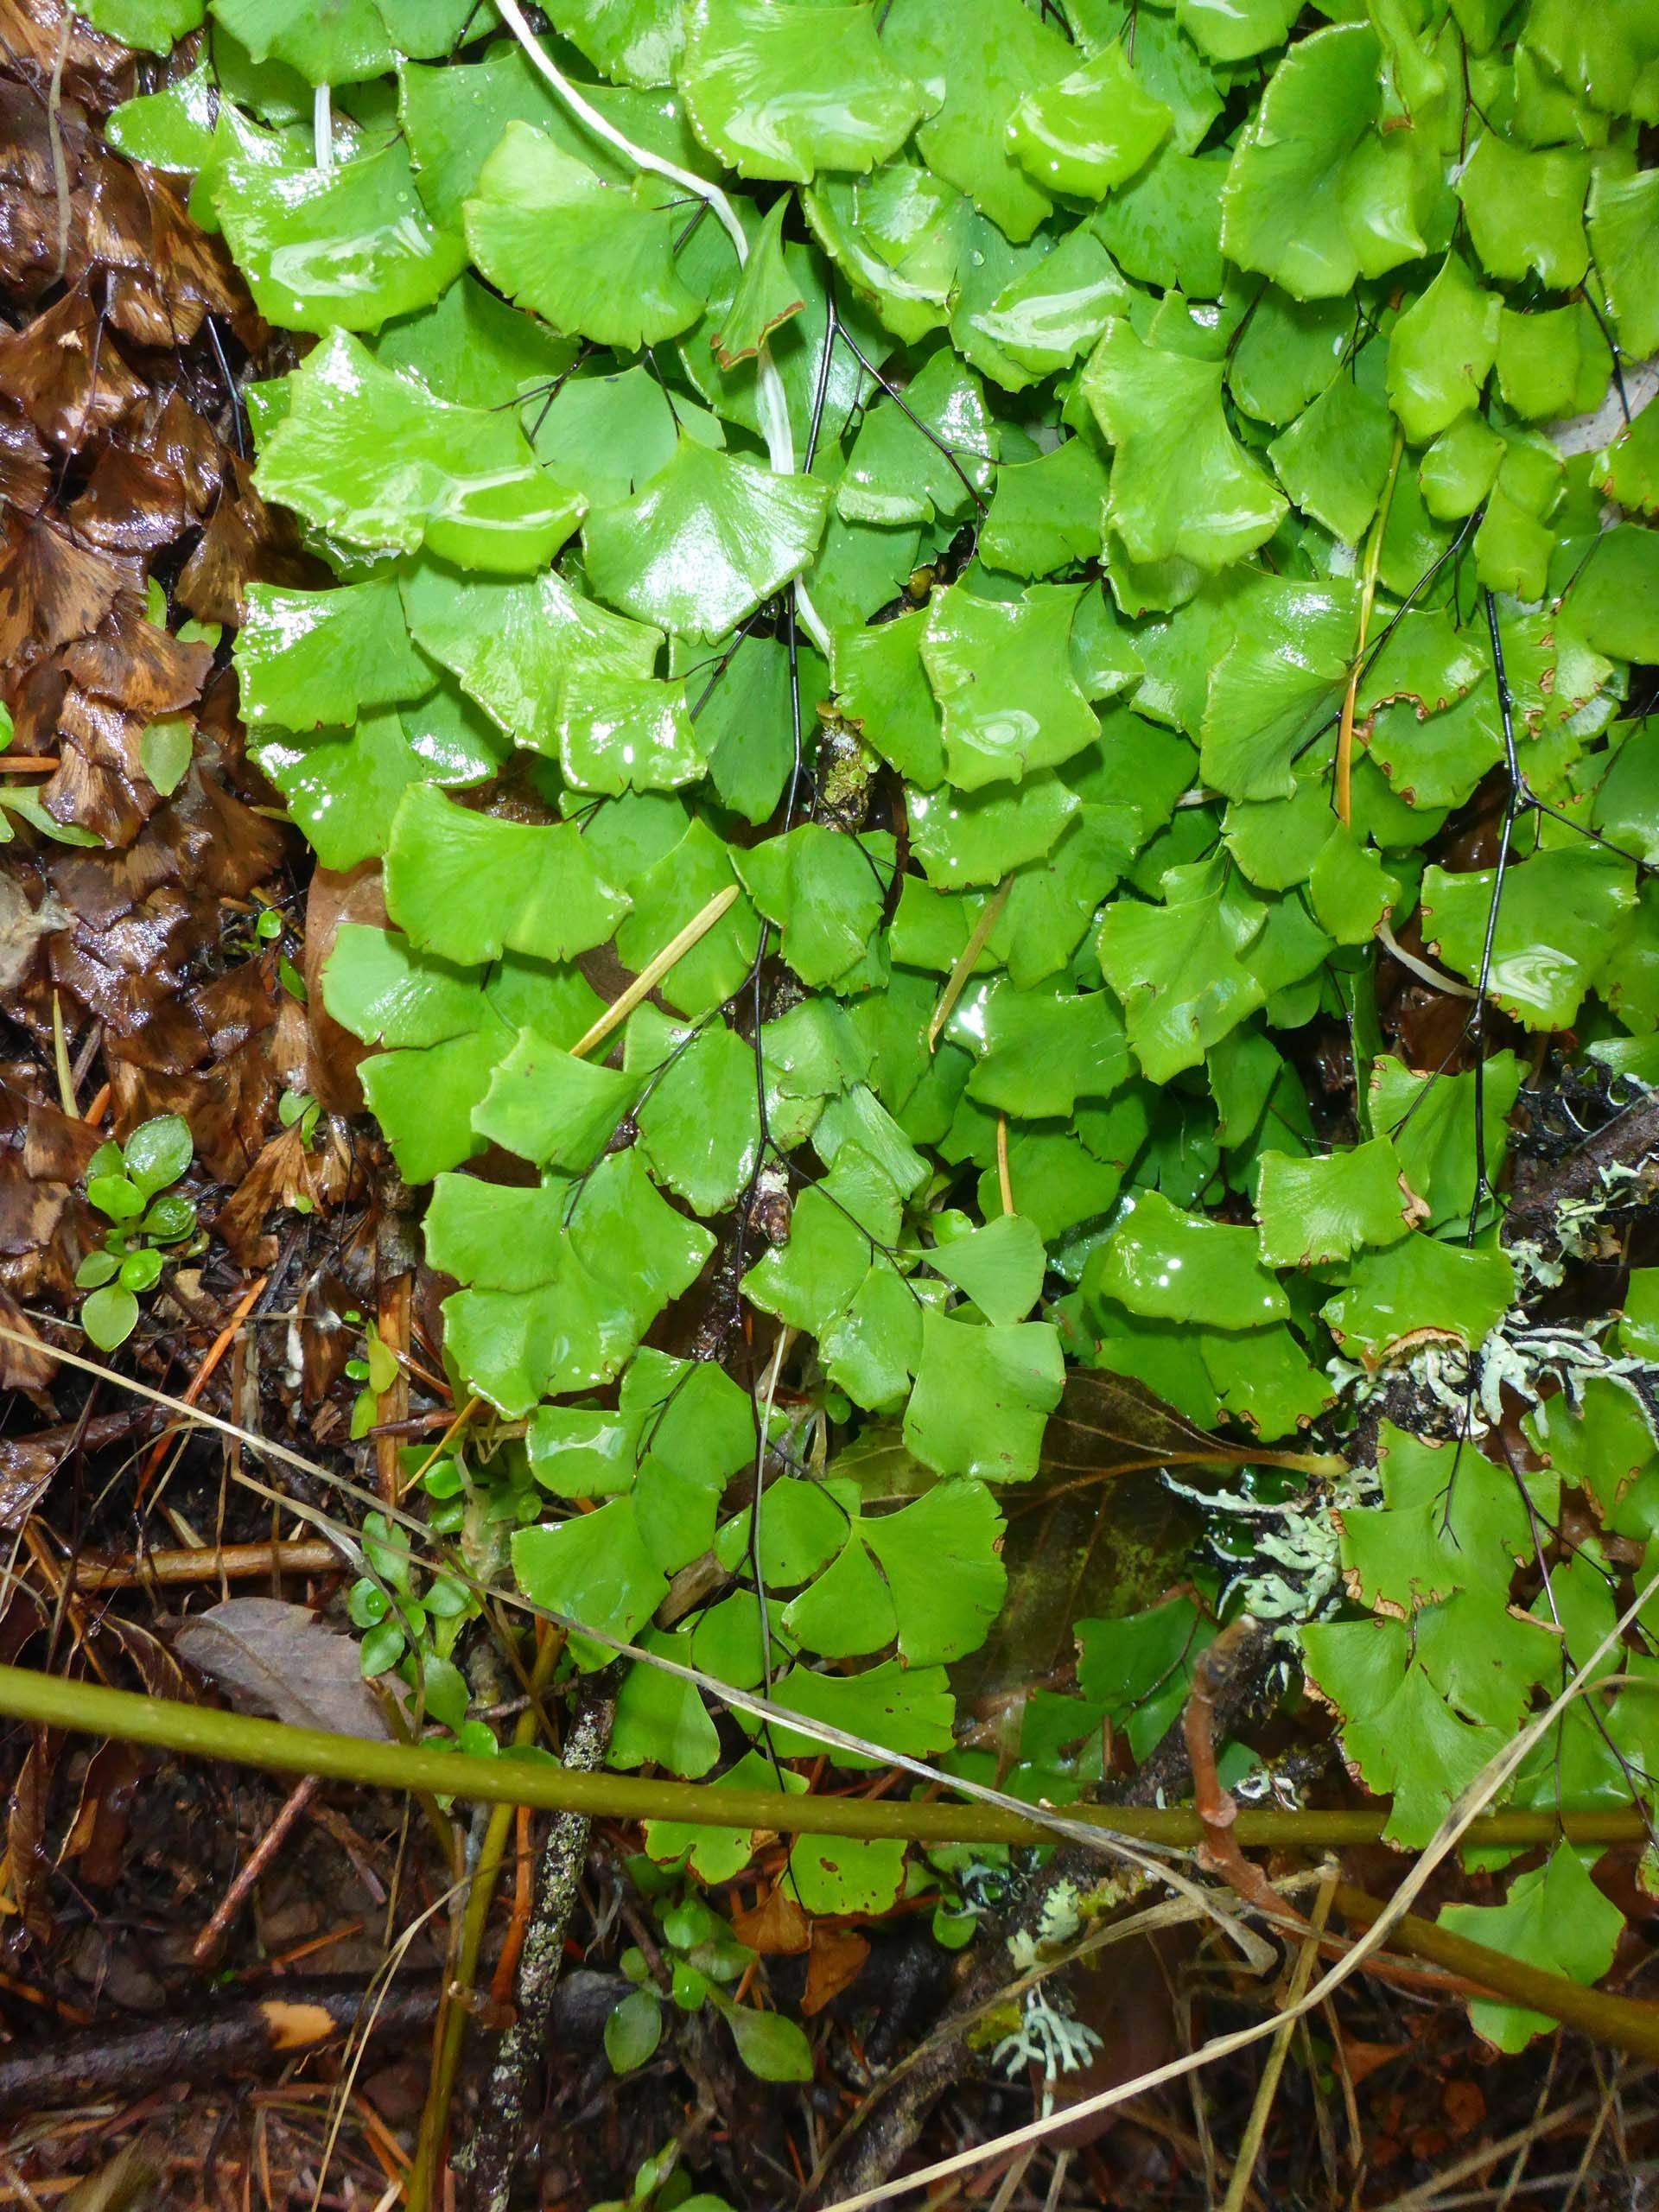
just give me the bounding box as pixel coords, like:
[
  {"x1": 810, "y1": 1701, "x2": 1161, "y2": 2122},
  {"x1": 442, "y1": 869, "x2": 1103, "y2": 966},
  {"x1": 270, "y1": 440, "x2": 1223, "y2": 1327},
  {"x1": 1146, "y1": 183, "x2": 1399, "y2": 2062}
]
[
  {"x1": 1334, "y1": 428, "x2": 1406, "y2": 828},
  {"x1": 2, "y1": 1664, "x2": 1648, "y2": 1853},
  {"x1": 1334, "y1": 1882, "x2": 1659, "y2": 2066},
  {"x1": 408, "y1": 1627, "x2": 566, "y2": 2212}
]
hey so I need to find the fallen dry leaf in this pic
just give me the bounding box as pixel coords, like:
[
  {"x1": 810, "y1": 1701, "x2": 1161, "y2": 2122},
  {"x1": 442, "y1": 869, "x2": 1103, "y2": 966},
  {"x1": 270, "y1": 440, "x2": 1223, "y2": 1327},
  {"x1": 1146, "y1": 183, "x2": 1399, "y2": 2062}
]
[{"x1": 175, "y1": 1598, "x2": 390, "y2": 1741}]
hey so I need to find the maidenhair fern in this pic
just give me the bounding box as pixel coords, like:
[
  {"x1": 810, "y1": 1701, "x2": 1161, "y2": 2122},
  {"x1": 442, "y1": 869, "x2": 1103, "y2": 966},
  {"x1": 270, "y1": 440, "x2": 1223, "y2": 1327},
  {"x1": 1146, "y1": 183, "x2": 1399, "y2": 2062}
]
[{"x1": 97, "y1": 0, "x2": 1659, "y2": 2033}]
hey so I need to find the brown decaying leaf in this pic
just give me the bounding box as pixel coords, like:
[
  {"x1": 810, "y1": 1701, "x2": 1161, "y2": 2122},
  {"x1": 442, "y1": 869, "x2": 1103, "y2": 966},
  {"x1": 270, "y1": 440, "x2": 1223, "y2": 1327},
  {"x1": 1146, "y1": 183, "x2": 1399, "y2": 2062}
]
[
  {"x1": 1039, "y1": 1368, "x2": 1265, "y2": 1479},
  {"x1": 0, "y1": 285, "x2": 148, "y2": 448},
  {"x1": 302, "y1": 862, "x2": 387, "y2": 1115},
  {"x1": 0, "y1": 512, "x2": 130, "y2": 665},
  {"x1": 175, "y1": 1598, "x2": 393, "y2": 1741},
  {"x1": 0, "y1": 0, "x2": 133, "y2": 115},
  {"x1": 59, "y1": 1737, "x2": 147, "y2": 1888},
  {"x1": 733, "y1": 1882, "x2": 810, "y2": 1956},
  {"x1": 9, "y1": 1726, "x2": 57, "y2": 1942},
  {"x1": 0, "y1": 1067, "x2": 100, "y2": 1306},
  {"x1": 0, "y1": 1283, "x2": 57, "y2": 1391},
  {"x1": 57, "y1": 2143, "x2": 162, "y2": 2212},
  {"x1": 802, "y1": 1925, "x2": 870, "y2": 2016}
]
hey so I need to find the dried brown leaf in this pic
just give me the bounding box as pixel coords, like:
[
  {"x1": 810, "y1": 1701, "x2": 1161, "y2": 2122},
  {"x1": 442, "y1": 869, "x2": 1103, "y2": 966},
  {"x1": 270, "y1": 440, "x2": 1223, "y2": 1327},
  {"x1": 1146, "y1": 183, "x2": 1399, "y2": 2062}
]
[
  {"x1": 62, "y1": 595, "x2": 213, "y2": 715},
  {"x1": 0, "y1": 1283, "x2": 57, "y2": 1390},
  {"x1": 175, "y1": 1598, "x2": 391, "y2": 1740},
  {"x1": 0, "y1": 512, "x2": 129, "y2": 664},
  {"x1": 72, "y1": 447, "x2": 188, "y2": 552},
  {"x1": 302, "y1": 861, "x2": 385, "y2": 1114},
  {"x1": 109, "y1": 1034, "x2": 280, "y2": 1181},
  {"x1": 0, "y1": 285, "x2": 146, "y2": 448},
  {"x1": 8, "y1": 1726, "x2": 56, "y2": 1941},
  {"x1": 0, "y1": 403, "x2": 50, "y2": 514},
  {"x1": 802, "y1": 1925, "x2": 869, "y2": 2016}
]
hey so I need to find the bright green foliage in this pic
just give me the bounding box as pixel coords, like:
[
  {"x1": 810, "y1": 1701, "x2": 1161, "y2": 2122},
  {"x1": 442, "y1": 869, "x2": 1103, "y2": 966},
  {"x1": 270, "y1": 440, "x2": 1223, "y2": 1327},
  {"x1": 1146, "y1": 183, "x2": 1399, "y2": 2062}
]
[
  {"x1": 385, "y1": 785, "x2": 629, "y2": 966},
  {"x1": 215, "y1": 143, "x2": 466, "y2": 333},
  {"x1": 77, "y1": 1117, "x2": 199, "y2": 1351},
  {"x1": 463, "y1": 124, "x2": 702, "y2": 350},
  {"x1": 922, "y1": 587, "x2": 1095, "y2": 789},
  {"x1": 679, "y1": 0, "x2": 929, "y2": 182},
  {"x1": 1077, "y1": 1592, "x2": 1214, "y2": 1760},
  {"x1": 1218, "y1": 25, "x2": 1421, "y2": 300},
  {"x1": 1321, "y1": 1237, "x2": 1514, "y2": 1369},
  {"x1": 254, "y1": 329, "x2": 584, "y2": 572},
  {"x1": 1008, "y1": 44, "x2": 1170, "y2": 200},
  {"x1": 185, "y1": 0, "x2": 1659, "y2": 1975},
  {"x1": 1082, "y1": 319, "x2": 1284, "y2": 570},
  {"x1": 1255, "y1": 1139, "x2": 1418, "y2": 1270},
  {"x1": 1093, "y1": 1189, "x2": 1287, "y2": 1327},
  {"x1": 1441, "y1": 1851, "x2": 1624, "y2": 2053},
  {"x1": 1422, "y1": 842, "x2": 1637, "y2": 1030},
  {"x1": 585, "y1": 440, "x2": 830, "y2": 638},
  {"x1": 237, "y1": 578, "x2": 432, "y2": 731},
  {"x1": 1387, "y1": 257, "x2": 1500, "y2": 445}
]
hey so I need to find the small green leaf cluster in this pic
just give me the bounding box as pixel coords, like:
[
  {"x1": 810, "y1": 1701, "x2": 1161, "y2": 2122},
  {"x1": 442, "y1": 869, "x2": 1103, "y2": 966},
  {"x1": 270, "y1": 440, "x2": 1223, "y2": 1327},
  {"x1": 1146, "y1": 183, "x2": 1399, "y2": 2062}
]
[
  {"x1": 593, "y1": 2139, "x2": 734, "y2": 2212},
  {"x1": 347, "y1": 1509, "x2": 482, "y2": 1739},
  {"x1": 75, "y1": 1116, "x2": 198, "y2": 1351},
  {"x1": 606, "y1": 1859, "x2": 812, "y2": 2085},
  {"x1": 119, "y1": 0, "x2": 1659, "y2": 2003}
]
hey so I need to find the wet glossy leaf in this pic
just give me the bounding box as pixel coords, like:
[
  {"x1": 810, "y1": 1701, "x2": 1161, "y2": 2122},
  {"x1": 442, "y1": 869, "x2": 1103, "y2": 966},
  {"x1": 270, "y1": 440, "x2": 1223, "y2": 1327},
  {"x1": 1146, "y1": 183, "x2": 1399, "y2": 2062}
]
[
  {"x1": 401, "y1": 558, "x2": 660, "y2": 758},
  {"x1": 254, "y1": 329, "x2": 583, "y2": 574},
  {"x1": 615, "y1": 816, "x2": 760, "y2": 1017},
  {"x1": 1421, "y1": 844, "x2": 1637, "y2": 1031},
  {"x1": 632, "y1": 1014, "x2": 760, "y2": 1215},
  {"x1": 923, "y1": 584, "x2": 1097, "y2": 791},
  {"x1": 1567, "y1": 525, "x2": 1659, "y2": 666},
  {"x1": 584, "y1": 437, "x2": 830, "y2": 639},
  {"x1": 909, "y1": 773, "x2": 1081, "y2": 890},
  {"x1": 1220, "y1": 24, "x2": 1422, "y2": 299},
  {"x1": 833, "y1": 610, "x2": 944, "y2": 787},
  {"x1": 1199, "y1": 579, "x2": 1357, "y2": 802},
  {"x1": 1386, "y1": 255, "x2": 1500, "y2": 445},
  {"x1": 473, "y1": 1031, "x2": 637, "y2": 1169},
  {"x1": 216, "y1": 143, "x2": 465, "y2": 332},
  {"x1": 1267, "y1": 368, "x2": 1395, "y2": 548},
  {"x1": 1321, "y1": 1236, "x2": 1515, "y2": 1369},
  {"x1": 918, "y1": 1213, "x2": 1046, "y2": 1325},
  {"x1": 836, "y1": 350, "x2": 994, "y2": 530},
  {"x1": 967, "y1": 985, "x2": 1130, "y2": 1119},
  {"x1": 680, "y1": 0, "x2": 929, "y2": 182},
  {"x1": 1007, "y1": 42, "x2": 1171, "y2": 199},
  {"x1": 1096, "y1": 858, "x2": 1267, "y2": 1084},
  {"x1": 237, "y1": 576, "x2": 432, "y2": 731},
  {"x1": 880, "y1": 0, "x2": 1073, "y2": 245},
  {"x1": 209, "y1": 0, "x2": 391, "y2": 83},
  {"x1": 463, "y1": 123, "x2": 702, "y2": 350},
  {"x1": 1370, "y1": 1052, "x2": 1521, "y2": 1235},
  {"x1": 1083, "y1": 319, "x2": 1285, "y2": 572},
  {"x1": 1588, "y1": 165, "x2": 1659, "y2": 359},
  {"x1": 548, "y1": 0, "x2": 683, "y2": 86},
  {"x1": 981, "y1": 439, "x2": 1109, "y2": 579},
  {"x1": 734, "y1": 824, "x2": 895, "y2": 989},
  {"x1": 1255, "y1": 1136, "x2": 1417, "y2": 1270},
  {"x1": 1092, "y1": 1188, "x2": 1287, "y2": 1328},
  {"x1": 1458, "y1": 132, "x2": 1588, "y2": 289},
  {"x1": 86, "y1": 0, "x2": 205, "y2": 48},
  {"x1": 385, "y1": 784, "x2": 630, "y2": 966},
  {"x1": 710, "y1": 196, "x2": 804, "y2": 365}
]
